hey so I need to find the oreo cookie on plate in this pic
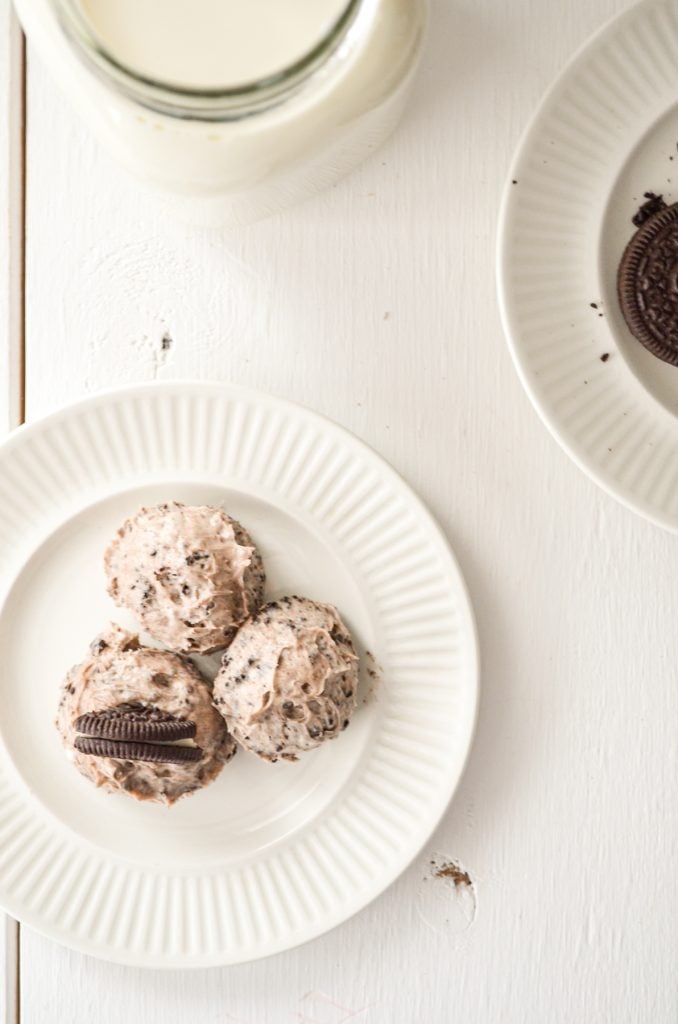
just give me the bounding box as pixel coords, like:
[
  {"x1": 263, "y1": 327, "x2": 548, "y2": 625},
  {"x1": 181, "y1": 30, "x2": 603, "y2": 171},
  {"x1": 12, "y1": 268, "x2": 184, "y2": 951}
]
[{"x1": 618, "y1": 195, "x2": 678, "y2": 367}]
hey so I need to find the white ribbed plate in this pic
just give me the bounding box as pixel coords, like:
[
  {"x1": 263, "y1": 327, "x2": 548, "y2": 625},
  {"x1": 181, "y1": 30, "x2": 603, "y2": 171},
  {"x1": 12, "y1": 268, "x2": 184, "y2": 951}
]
[
  {"x1": 0, "y1": 382, "x2": 477, "y2": 967},
  {"x1": 498, "y1": 0, "x2": 678, "y2": 530}
]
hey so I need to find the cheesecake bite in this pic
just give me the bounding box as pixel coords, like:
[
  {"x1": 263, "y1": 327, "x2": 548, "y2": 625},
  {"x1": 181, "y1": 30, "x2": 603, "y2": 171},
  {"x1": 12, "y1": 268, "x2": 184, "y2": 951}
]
[
  {"x1": 104, "y1": 502, "x2": 265, "y2": 654},
  {"x1": 213, "y1": 596, "x2": 359, "y2": 762},
  {"x1": 56, "y1": 624, "x2": 236, "y2": 804}
]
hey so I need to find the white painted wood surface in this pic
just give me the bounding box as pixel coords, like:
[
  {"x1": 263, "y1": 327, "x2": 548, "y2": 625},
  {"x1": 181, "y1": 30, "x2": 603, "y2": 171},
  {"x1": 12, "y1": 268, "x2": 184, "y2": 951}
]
[
  {"x1": 0, "y1": 0, "x2": 23, "y2": 434},
  {"x1": 2, "y1": 0, "x2": 677, "y2": 1020},
  {"x1": 0, "y1": 3, "x2": 22, "y2": 1022}
]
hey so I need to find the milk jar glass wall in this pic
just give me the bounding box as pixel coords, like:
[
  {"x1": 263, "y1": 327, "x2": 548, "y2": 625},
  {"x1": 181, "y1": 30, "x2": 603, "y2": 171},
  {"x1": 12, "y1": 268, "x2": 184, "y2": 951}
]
[{"x1": 14, "y1": 0, "x2": 427, "y2": 223}]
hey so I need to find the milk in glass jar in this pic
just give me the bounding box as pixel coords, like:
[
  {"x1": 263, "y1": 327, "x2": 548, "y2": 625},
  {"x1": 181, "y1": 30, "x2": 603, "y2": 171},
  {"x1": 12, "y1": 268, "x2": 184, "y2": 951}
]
[{"x1": 14, "y1": 0, "x2": 427, "y2": 222}]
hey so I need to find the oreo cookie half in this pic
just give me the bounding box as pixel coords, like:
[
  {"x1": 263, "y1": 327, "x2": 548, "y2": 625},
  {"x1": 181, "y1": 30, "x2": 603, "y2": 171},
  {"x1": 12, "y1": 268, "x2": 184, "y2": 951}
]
[
  {"x1": 74, "y1": 702, "x2": 202, "y2": 764},
  {"x1": 74, "y1": 703, "x2": 196, "y2": 742},
  {"x1": 618, "y1": 200, "x2": 678, "y2": 366},
  {"x1": 74, "y1": 735, "x2": 202, "y2": 763}
]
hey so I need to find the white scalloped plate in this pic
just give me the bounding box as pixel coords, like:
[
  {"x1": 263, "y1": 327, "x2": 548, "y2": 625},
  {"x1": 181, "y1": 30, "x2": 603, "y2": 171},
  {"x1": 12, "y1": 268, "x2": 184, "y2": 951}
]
[
  {"x1": 498, "y1": 0, "x2": 678, "y2": 531},
  {"x1": 0, "y1": 382, "x2": 477, "y2": 967}
]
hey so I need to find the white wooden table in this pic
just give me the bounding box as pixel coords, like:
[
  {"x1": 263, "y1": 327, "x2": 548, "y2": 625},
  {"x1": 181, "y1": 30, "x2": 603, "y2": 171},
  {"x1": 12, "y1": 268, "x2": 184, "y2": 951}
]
[{"x1": 2, "y1": 0, "x2": 676, "y2": 1020}]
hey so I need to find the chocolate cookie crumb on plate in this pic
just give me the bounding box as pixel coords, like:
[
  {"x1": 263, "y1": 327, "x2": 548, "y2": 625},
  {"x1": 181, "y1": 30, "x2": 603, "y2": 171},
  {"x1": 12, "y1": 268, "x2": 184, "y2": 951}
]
[
  {"x1": 618, "y1": 200, "x2": 678, "y2": 366},
  {"x1": 631, "y1": 191, "x2": 666, "y2": 227}
]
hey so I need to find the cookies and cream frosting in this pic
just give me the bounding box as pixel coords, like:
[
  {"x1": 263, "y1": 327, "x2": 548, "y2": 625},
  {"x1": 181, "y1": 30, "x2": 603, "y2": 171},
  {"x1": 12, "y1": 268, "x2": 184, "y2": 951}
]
[
  {"x1": 213, "y1": 597, "x2": 358, "y2": 762},
  {"x1": 104, "y1": 502, "x2": 265, "y2": 654}
]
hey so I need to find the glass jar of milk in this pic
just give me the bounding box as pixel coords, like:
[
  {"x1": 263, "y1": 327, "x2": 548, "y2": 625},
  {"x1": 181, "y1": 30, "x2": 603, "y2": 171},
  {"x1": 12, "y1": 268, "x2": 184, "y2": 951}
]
[{"x1": 14, "y1": 0, "x2": 427, "y2": 223}]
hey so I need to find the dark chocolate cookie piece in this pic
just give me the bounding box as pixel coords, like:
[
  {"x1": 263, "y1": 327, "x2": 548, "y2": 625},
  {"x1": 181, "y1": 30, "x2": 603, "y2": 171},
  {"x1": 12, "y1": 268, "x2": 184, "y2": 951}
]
[
  {"x1": 618, "y1": 201, "x2": 678, "y2": 366},
  {"x1": 74, "y1": 735, "x2": 203, "y2": 763},
  {"x1": 631, "y1": 191, "x2": 666, "y2": 228}
]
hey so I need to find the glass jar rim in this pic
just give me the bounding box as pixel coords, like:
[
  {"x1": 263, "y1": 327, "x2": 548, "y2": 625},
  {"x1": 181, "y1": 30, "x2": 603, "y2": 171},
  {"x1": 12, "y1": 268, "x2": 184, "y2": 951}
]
[{"x1": 51, "y1": 0, "x2": 364, "y2": 121}]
